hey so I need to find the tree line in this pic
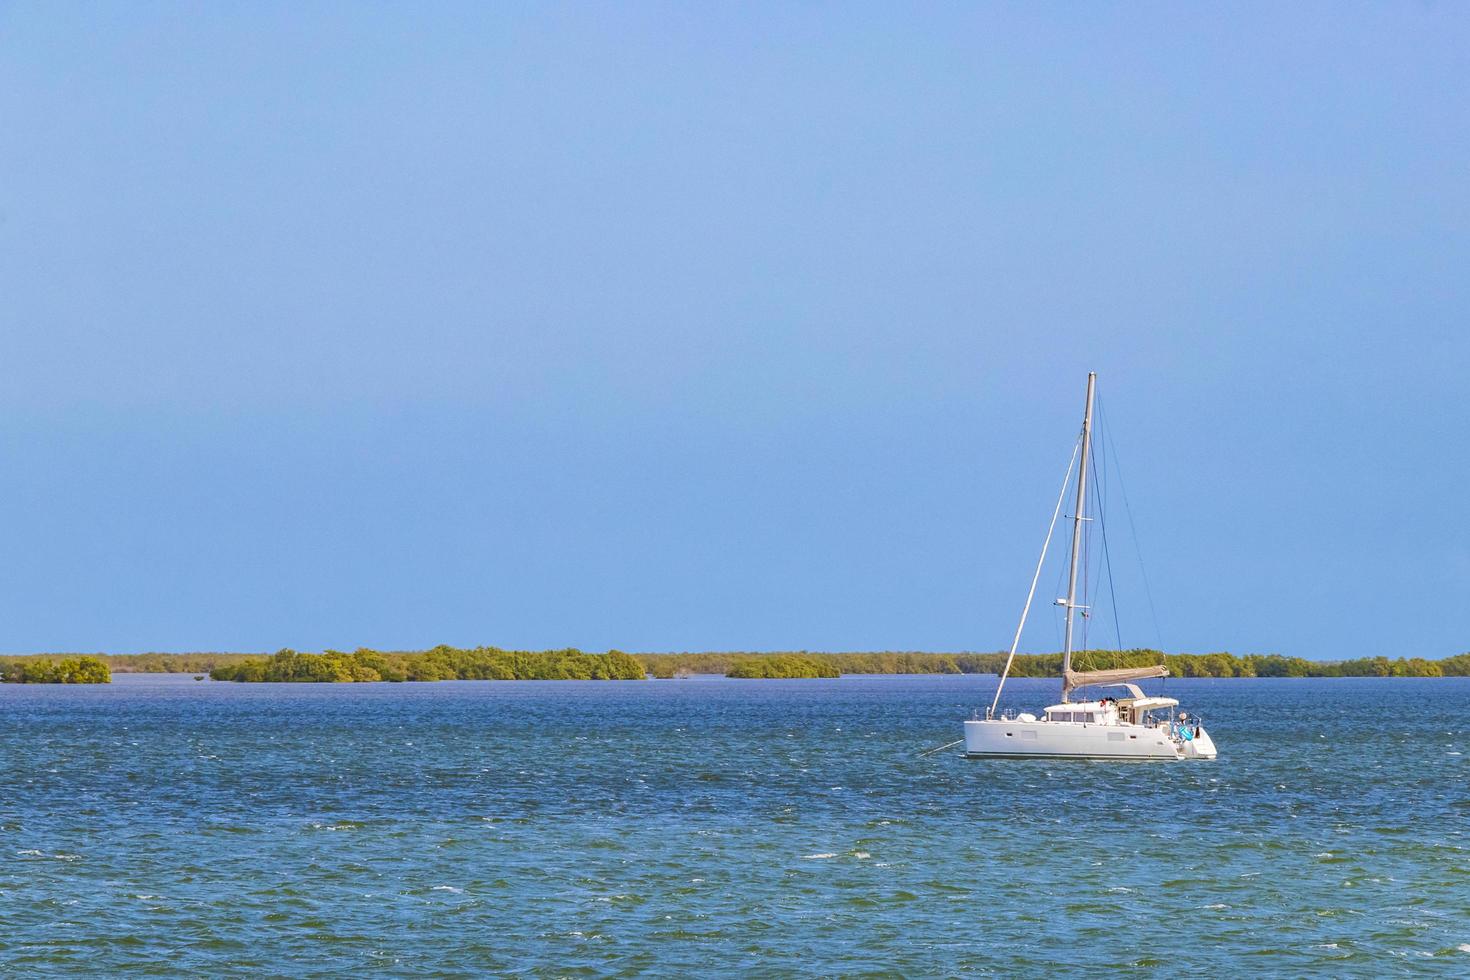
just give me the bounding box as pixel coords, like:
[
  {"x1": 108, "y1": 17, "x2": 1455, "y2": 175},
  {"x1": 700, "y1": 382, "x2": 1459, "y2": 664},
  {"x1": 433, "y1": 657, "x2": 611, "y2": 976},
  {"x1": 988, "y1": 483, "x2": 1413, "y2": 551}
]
[
  {"x1": 636, "y1": 649, "x2": 1470, "y2": 678},
  {"x1": 4, "y1": 647, "x2": 1467, "y2": 683},
  {"x1": 0, "y1": 655, "x2": 111, "y2": 684},
  {"x1": 107, "y1": 652, "x2": 263, "y2": 673},
  {"x1": 208, "y1": 646, "x2": 646, "y2": 682},
  {"x1": 725, "y1": 655, "x2": 840, "y2": 679}
]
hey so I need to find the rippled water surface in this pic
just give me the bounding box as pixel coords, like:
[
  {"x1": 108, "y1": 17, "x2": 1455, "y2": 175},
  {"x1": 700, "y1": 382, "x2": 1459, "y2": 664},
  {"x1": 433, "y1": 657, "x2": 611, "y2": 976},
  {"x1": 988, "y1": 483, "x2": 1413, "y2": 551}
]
[{"x1": 3, "y1": 674, "x2": 1469, "y2": 975}]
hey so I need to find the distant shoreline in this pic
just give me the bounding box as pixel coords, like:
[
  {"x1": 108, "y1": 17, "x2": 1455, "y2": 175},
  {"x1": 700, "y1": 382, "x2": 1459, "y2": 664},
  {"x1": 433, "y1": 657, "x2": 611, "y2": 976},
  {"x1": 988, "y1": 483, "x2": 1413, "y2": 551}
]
[
  {"x1": 94, "y1": 670, "x2": 1470, "y2": 683},
  {"x1": 4, "y1": 648, "x2": 1467, "y2": 683}
]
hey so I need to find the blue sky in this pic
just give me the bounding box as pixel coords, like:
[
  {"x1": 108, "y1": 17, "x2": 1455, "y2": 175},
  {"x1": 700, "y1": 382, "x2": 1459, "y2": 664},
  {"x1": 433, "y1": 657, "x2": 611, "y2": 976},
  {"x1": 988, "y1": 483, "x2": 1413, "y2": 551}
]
[{"x1": 1, "y1": 3, "x2": 1466, "y2": 657}]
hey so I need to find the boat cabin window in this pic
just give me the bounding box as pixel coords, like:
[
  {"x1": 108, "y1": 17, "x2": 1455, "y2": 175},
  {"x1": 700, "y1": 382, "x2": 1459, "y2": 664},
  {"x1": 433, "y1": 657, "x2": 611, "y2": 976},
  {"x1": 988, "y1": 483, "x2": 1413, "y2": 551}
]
[{"x1": 1049, "y1": 711, "x2": 1096, "y2": 723}]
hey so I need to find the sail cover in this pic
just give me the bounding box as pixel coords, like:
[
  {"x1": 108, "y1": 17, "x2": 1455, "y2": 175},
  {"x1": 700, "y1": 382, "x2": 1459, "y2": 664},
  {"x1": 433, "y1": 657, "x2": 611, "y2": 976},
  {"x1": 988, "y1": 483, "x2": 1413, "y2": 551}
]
[{"x1": 1064, "y1": 665, "x2": 1169, "y2": 689}]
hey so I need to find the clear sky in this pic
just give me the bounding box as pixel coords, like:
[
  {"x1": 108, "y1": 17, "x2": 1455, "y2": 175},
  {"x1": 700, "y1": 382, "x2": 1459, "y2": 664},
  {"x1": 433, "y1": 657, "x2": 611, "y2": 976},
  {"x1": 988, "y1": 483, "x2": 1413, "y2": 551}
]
[{"x1": 2, "y1": 3, "x2": 1466, "y2": 657}]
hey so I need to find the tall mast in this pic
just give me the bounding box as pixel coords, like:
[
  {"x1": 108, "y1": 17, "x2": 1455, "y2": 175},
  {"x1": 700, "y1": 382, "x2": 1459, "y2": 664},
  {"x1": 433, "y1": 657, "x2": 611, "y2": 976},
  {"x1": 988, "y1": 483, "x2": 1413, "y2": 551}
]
[{"x1": 1060, "y1": 371, "x2": 1096, "y2": 703}]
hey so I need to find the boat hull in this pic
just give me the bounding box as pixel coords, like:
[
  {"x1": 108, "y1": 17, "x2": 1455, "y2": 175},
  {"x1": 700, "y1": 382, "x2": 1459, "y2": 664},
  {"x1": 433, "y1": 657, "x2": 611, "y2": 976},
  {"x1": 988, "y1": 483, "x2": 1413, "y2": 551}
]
[
  {"x1": 1182, "y1": 726, "x2": 1217, "y2": 760},
  {"x1": 963, "y1": 718, "x2": 1200, "y2": 761}
]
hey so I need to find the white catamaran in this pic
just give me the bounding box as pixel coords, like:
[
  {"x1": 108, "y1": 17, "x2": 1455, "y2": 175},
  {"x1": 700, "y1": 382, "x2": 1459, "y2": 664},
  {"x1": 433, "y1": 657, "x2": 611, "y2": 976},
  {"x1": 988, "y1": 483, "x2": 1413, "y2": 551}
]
[{"x1": 963, "y1": 372, "x2": 1217, "y2": 762}]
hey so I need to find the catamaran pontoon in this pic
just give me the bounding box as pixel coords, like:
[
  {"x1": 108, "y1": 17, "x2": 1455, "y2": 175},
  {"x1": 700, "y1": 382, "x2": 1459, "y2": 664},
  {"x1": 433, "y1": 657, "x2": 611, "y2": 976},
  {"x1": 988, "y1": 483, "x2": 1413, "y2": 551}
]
[{"x1": 963, "y1": 372, "x2": 1217, "y2": 762}]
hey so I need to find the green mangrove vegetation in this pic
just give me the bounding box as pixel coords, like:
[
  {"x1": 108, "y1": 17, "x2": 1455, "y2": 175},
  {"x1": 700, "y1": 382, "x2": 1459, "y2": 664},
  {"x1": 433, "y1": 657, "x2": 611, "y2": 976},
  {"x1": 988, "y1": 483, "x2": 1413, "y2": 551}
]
[
  {"x1": 0, "y1": 655, "x2": 111, "y2": 684},
  {"x1": 635, "y1": 649, "x2": 1470, "y2": 679},
  {"x1": 643, "y1": 651, "x2": 974, "y2": 678},
  {"x1": 6, "y1": 647, "x2": 1465, "y2": 683},
  {"x1": 106, "y1": 652, "x2": 262, "y2": 674},
  {"x1": 724, "y1": 655, "x2": 841, "y2": 679},
  {"x1": 208, "y1": 646, "x2": 645, "y2": 682}
]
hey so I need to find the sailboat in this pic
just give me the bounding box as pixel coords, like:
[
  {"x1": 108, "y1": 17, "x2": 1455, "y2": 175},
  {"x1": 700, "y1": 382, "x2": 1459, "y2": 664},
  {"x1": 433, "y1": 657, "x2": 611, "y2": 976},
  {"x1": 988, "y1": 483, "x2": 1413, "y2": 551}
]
[{"x1": 963, "y1": 372, "x2": 1217, "y2": 761}]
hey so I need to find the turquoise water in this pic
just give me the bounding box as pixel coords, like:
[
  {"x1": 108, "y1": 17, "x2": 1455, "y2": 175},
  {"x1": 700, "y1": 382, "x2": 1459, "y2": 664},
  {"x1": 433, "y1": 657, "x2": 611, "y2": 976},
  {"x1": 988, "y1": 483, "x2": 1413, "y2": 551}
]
[{"x1": 3, "y1": 674, "x2": 1468, "y2": 975}]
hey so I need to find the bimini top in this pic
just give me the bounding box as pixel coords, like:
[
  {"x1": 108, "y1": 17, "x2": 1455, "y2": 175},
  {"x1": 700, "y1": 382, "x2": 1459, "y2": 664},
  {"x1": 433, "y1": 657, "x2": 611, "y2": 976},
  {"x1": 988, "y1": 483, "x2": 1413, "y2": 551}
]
[
  {"x1": 1077, "y1": 682, "x2": 1159, "y2": 701},
  {"x1": 1125, "y1": 696, "x2": 1179, "y2": 712}
]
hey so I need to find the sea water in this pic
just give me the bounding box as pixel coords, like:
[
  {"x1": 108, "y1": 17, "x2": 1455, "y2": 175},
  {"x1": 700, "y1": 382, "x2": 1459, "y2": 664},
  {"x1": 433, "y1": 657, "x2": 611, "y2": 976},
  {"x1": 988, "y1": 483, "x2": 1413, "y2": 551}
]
[{"x1": 2, "y1": 674, "x2": 1467, "y2": 975}]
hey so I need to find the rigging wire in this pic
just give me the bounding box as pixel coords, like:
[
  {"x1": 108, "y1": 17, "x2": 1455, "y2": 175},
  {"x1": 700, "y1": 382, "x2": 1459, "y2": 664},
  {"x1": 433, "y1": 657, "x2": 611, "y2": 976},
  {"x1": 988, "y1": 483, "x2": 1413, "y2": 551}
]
[
  {"x1": 1098, "y1": 392, "x2": 1167, "y2": 695},
  {"x1": 1092, "y1": 419, "x2": 1125, "y2": 653},
  {"x1": 988, "y1": 435, "x2": 1083, "y2": 719},
  {"x1": 1048, "y1": 517, "x2": 1069, "y2": 652},
  {"x1": 1097, "y1": 393, "x2": 1164, "y2": 652}
]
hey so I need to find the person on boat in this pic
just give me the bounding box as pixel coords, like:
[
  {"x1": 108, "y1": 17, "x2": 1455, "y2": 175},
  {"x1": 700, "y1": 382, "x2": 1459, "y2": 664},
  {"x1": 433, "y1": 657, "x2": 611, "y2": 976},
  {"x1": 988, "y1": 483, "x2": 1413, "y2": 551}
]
[{"x1": 1176, "y1": 712, "x2": 1195, "y2": 741}]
